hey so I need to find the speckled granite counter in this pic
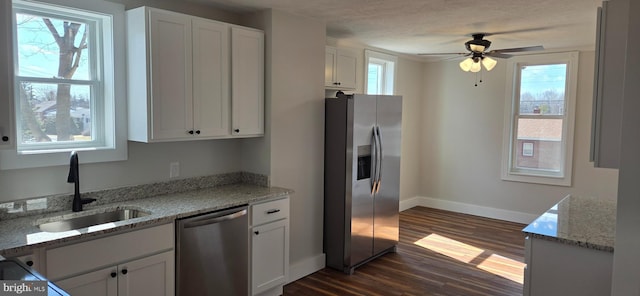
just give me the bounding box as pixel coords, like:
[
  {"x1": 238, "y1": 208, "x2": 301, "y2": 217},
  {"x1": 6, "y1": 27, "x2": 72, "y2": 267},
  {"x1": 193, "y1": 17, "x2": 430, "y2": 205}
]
[
  {"x1": 0, "y1": 179, "x2": 291, "y2": 257},
  {"x1": 523, "y1": 195, "x2": 616, "y2": 252}
]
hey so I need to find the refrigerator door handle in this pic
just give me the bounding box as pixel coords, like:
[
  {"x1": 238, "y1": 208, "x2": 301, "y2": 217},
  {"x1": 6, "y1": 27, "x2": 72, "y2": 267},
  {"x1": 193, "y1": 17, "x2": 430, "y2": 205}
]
[
  {"x1": 371, "y1": 126, "x2": 378, "y2": 196},
  {"x1": 375, "y1": 126, "x2": 383, "y2": 193}
]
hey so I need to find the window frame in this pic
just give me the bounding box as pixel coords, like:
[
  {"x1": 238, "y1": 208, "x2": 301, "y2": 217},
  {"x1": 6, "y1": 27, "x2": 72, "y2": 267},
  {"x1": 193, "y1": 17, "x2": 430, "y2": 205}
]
[
  {"x1": 500, "y1": 51, "x2": 579, "y2": 186},
  {"x1": 0, "y1": 0, "x2": 126, "y2": 169},
  {"x1": 364, "y1": 49, "x2": 397, "y2": 95}
]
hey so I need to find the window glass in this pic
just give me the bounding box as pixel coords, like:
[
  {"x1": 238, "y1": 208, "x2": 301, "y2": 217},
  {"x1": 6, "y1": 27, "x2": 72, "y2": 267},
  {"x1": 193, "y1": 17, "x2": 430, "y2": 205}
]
[
  {"x1": 519, "y1": 64, "x2": 566, "y2": 116},
  {"x1": 364, "y1": 50, "x2": 396, "y2": 95},
  {"x1": 367, "y1": 63, "x2": 383, "y2": 94},
  {"x1": 15, "y1": 13, "x2": 91, "y2": 80}
]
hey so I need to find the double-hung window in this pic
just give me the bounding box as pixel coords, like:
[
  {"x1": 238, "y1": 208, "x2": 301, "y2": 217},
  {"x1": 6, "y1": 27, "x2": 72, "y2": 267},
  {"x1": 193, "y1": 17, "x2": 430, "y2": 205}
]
[
  {"x1": 1, "y1": 0, "x2": 126, "y2": 169},
  {"x1": 501, "y1": 52, "x2": 579, "y2": 186},
  {"x1": 365, "y1": 50, "x2": 397, "y2": 95}
]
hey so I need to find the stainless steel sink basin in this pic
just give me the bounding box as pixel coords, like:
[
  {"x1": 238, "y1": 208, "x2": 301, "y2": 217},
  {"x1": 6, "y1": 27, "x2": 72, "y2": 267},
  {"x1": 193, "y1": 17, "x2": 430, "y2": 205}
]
[{"x1": 38, "y1": 209, "x2": 151, "y2": 232}]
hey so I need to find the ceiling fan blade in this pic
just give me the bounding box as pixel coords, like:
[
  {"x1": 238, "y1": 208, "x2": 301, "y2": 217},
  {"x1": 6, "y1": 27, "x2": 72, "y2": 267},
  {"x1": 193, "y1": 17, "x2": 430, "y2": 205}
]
[
  {"x1": 417, "y1": 52, "x2": 468, "y2": 56},
  {"x1": 485, "y1": 52, "x2": 513, "y2": 59},
  {"x1": 491, "y1": 45, "x2": 544, "y2": 53},
  {"x1": 488, "y1": 26, "x2": 556, "y2": 36}
]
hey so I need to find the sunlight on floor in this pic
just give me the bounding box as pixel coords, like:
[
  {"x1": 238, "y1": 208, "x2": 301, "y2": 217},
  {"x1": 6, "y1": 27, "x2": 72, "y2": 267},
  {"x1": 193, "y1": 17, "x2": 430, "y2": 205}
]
[
  {"x1": 414, "y1": 233, "x2": 484, "y2": 263},
  {"x1": 477, "y1": 253, "x2": 525, "y2": 284},
  {"x1": 414, "y1": 233, "x2": 525, "y2": 284}
]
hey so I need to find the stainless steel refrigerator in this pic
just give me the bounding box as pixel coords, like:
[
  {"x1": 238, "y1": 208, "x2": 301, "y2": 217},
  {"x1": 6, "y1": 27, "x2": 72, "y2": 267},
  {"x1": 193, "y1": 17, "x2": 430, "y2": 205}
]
[{"x1": 324, "y1": 94, "x2": 402, "y2": 274}]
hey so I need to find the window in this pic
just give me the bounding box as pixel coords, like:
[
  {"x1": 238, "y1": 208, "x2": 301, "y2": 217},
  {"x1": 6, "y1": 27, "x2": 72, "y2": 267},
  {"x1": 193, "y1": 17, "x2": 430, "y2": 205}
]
[
  {"x1": 365, "y1": 50, "x2": 397, "y2": 95},
  {"x1": 501, "y1": 52, "x2": 579, "y2": 186},
  {"x1": 0, "y1": 0, "x2": 126, "y2": 169}
]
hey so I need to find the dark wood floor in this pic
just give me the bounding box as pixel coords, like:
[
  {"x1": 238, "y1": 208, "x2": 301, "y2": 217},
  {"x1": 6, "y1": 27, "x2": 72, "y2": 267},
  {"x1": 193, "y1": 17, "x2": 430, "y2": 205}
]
[{"x1": 284, "y1": 207, "x2": 526, "y2": 296}]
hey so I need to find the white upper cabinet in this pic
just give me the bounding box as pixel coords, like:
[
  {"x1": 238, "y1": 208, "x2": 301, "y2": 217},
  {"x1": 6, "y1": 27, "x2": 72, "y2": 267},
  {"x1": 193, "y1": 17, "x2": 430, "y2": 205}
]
[
  {"x1": 231, "y1": 27, "x2": 264, "y2": 137},
  {"x1": 325, "y1": 46, "x2": 358, "y2": 90},
  {"x1": 126, "y1": 7, "x2": 263, "y2": 142},
  {"x1": 591, "y1": 0, "x2": 628, "y2": 168},
  {"x1": 0, "y1": 1, "x2": 14, "y2": 149}
]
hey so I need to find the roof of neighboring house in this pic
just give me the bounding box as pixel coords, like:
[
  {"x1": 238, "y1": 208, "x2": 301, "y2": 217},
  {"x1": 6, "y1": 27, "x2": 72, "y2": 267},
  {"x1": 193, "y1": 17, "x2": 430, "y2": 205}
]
[
  {"x1": 517, "y1": 118, "x2": 562, "y2": 140},
  {"x1": 33, "y1": 101, "x2": 56, "y2": 113}
]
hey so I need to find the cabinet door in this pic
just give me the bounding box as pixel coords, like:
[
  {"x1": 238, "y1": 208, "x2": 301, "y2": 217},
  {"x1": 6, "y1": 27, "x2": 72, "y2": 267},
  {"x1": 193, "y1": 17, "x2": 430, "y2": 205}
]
[
  {"x1": 325, "y1": 47, "x2": 337, "y2": 87},
  {"x1": 591, "y1": 0, "x2": 628, "y2": 168},
  {"x1": 149, "y1": 9, "x2": 193, "y2": 140},
  {"x1": 56, "y1": 266, "x2": 118, "y2": 296},
  {"x1": 118, "y1": 251, "x2": 175, "y2": 296},
  {"x1": 192, "y1": 19, "x2": 230, "y2": 137},
  {"x1": 0, "y1": 0, "x2": 14, "y2": 149},
  {"x1": 252, "y1": 219, "x2": 289, "y2": 295},
  {"x1": 231, "y1": 27, "x2": 264, "y2": 136},
  {"x1": 335, "y1": 49, "x2": 358, "y2": 90}
]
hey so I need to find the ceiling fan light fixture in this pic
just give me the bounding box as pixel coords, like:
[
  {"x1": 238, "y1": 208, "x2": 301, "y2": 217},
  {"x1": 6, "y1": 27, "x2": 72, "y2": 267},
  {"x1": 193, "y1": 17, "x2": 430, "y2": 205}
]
[
  {"x1": 469, "y1": 44, "x2": 485, "y2": 52},
  {"x1": 459, "y1": 57, "x2": 474, "y2": 72},
  {"x1": 482, "y1": 56, "x2": 497, "y2": 71},
  {"x1": 470, "y1": 60, "x2": 481, "y2": 73}
]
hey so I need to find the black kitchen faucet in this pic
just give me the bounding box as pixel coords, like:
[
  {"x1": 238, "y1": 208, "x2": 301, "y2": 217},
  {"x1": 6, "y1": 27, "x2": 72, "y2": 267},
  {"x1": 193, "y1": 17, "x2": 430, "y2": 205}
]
[{"x1": 68, "y1": 151, "x2": 96, "y2": 212}]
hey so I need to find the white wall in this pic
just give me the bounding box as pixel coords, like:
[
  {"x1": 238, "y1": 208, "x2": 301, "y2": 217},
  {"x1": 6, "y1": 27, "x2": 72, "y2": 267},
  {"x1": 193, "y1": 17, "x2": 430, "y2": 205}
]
[
  {"x1": 0, "y1": 140, "x2": 242, "y2": 201},
  {"x1": 419, "y1": 51, "x2": 618, "y2": 222},
  {"x1": 395, "y1": 57, "x2": 424, "y2": 201}
]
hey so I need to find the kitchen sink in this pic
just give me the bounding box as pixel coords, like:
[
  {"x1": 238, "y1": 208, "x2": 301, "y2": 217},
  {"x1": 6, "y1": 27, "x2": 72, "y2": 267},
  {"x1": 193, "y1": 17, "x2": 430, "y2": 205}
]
[{"x1": 38, "y1": 209, "x2": 151, "y2": 232}]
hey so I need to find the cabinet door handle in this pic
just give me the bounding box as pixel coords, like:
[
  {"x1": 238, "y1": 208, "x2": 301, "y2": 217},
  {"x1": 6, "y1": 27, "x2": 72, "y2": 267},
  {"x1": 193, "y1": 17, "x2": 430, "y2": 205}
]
[
  {"x1": 254, "y1": 231, "x2": 260, "y2": 235},
  {"x1": 110, "y1": 272, "x2": 117, "y2": 278},
  {"x1": 195, "y1": 130, "x2": 201, "y2": 134},
  {"x1": 25, "y1": 260, "x2": 33, "y2": 267},
  {"x1": 234, "y1": 129, "x2": 240, "y2": 133},
  {"x1": 1, "y1": 136, "x2": 8, "y2": 142},
  {"x1": 121, "y1": 269, "x2": 128, "y2": 275},
  {"x1": 267, "y1": 209, "x2": 280, "y2": 214},
  {"x1": 188, "y1": 130, "x2": 194, "y2": 135}
]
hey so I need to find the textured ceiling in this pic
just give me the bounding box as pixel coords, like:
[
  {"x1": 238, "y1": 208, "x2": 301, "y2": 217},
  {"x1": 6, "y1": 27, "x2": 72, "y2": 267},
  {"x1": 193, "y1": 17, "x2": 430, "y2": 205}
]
[{"x1": 188, "y1": 0, "x2": 601, "y2": 58}]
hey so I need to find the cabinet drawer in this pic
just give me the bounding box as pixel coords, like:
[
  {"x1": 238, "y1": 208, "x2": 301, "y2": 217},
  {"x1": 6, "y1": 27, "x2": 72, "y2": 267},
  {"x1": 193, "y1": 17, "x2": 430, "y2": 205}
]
[
  {"x1": 46, "y1": 223, "x2": 173, "y2": 281},
  {"x1": 251, "y1": 198, "x2": 289, "y2": 226}
]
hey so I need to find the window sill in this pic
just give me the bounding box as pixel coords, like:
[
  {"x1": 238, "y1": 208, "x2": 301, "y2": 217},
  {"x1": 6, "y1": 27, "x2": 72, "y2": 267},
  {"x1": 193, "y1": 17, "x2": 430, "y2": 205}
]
[{"x1": 501, "y1": 171, "x2": 571, "y2": 187}]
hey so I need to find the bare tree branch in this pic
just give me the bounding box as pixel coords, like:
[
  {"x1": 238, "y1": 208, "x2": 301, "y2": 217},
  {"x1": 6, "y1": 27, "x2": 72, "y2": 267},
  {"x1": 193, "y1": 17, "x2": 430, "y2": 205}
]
[
  {"x1": 69, "y1": 25, "x2": 88, "y2": 78},
  {"x1": 42, "y1": 18, "x2": 62, "y2": 46}
]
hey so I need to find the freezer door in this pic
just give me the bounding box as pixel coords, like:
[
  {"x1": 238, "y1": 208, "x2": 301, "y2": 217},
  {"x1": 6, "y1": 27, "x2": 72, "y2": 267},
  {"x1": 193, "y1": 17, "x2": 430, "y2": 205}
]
[
  {"x1": 349, "y1": 95, "x2": 377, "y2": 267},
  {"x1": 373, "y1": 95, "x2": 402, "y2": 255}
]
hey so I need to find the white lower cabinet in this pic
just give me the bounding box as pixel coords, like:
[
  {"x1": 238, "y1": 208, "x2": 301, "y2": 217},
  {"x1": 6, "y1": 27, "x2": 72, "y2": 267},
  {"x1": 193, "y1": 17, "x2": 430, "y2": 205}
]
[
  {"x1": 56, "y1": 251, "x2": 174, "y2": 296},
  {"x1": 524, "y1": 236, "x2": 613, "y2": 296},
  {"x1": 46, "y1": 224, "x2": 174, "y2": 296},
  {"x1": 250, "y1": 197, "x2": 290, "y2": 296}
]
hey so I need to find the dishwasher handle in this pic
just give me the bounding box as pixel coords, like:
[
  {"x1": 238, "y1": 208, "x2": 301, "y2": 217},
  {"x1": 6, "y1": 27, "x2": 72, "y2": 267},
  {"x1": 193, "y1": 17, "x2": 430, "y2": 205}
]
[{"x1": 182, "y1": 207, "x2": 247, "y2": 229}]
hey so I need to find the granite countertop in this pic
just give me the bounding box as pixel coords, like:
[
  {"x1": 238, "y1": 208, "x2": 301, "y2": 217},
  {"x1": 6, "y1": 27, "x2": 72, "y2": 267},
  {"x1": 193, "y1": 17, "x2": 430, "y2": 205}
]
[
  {"x1": 0, "y1": 182, "x2": 291, "y2": 257},
  {"x1": 523, "y1": 195, "x2": 616, "y2": 252}
]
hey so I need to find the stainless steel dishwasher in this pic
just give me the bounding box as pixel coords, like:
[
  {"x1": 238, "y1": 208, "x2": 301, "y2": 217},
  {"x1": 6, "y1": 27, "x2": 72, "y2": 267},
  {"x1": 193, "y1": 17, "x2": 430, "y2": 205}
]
[{"x1": 176, "y1": 205, "x2": 248, "y2": 296}]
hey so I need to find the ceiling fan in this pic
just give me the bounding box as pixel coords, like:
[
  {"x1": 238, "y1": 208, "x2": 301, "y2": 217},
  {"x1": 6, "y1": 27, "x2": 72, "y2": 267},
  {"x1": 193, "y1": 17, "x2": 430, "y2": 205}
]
[{"x1": 420, "y1": 33, "x2": 544, "y2": 73}]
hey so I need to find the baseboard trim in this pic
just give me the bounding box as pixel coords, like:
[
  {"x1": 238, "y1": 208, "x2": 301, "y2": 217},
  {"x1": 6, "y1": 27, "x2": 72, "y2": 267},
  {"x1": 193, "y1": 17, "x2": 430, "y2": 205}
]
[
  {"x1": 287, "y1": 253, "x2": 326, "y2": 283},
  {"x1": 400, "y1": 196, "x2": 538, "y2": 224}
]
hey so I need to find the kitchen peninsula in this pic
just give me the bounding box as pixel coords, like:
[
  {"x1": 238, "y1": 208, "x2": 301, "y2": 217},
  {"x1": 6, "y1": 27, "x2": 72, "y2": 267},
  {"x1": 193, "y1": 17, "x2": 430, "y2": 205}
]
[{"x1": 523, "y1": 195, "x2": 616, "y2": 296}]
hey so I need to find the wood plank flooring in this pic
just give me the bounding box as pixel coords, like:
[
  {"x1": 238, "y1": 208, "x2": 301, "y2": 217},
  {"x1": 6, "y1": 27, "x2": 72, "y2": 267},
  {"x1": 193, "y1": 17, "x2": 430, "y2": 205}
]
[{"x1": 283, "y1": 207, "x2": 527, "y2": 296}]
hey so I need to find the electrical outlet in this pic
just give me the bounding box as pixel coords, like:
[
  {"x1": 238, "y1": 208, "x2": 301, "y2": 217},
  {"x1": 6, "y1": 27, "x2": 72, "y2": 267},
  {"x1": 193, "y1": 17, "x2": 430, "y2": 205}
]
[{"x1": 170, "y1": 162, "x2": 180, "y2": 178}]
